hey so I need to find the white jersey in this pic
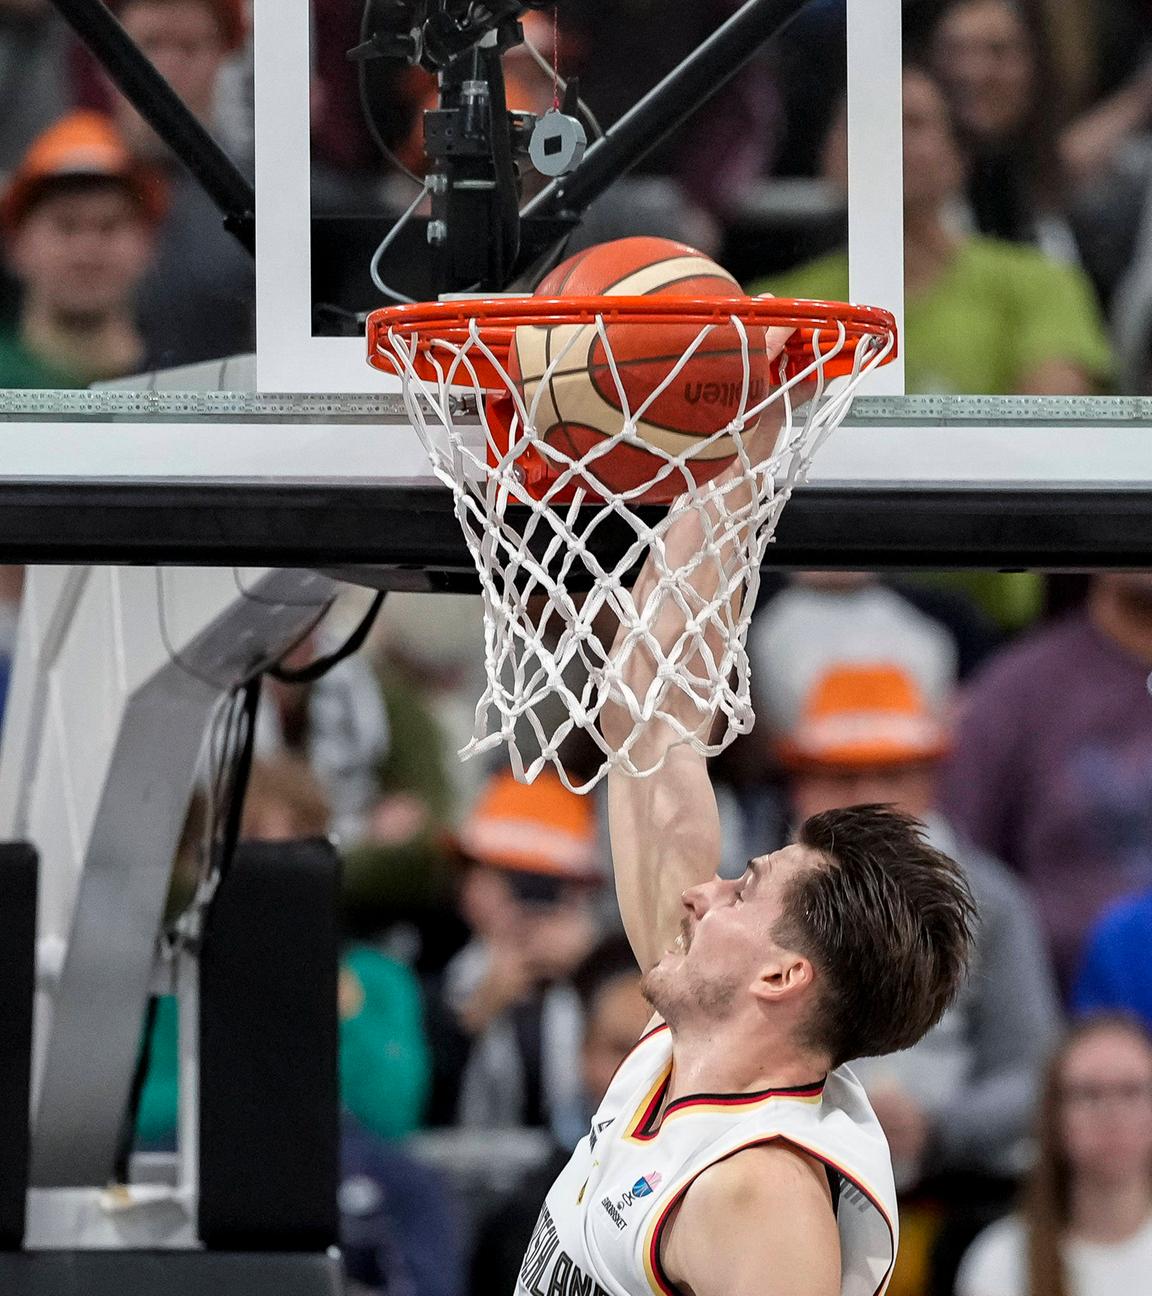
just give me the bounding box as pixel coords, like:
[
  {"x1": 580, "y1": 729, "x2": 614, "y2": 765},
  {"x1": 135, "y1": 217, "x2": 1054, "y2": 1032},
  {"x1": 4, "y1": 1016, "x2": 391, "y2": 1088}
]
[{"x1": 516, "y1": 1024, "x2": 898, "y2": 1296}]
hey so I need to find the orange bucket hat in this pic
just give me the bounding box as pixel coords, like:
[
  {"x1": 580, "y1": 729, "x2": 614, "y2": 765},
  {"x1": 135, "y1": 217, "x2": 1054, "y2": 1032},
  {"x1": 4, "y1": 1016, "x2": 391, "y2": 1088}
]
[
  {"x1": 0, "y1": 111, "x2": 167, "y2": 233},
  {"x1": 779, "y1": 663, "x2": 952, "y2": 770},
  {"x1": 457, "y1": 769, "x2": 601, "y2": 883}
]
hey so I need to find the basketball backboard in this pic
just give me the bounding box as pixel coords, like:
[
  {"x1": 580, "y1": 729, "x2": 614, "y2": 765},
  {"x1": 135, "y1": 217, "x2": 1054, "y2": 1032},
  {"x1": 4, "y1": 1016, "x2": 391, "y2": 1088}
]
[
  {"x1": 250, "y1": 0, "x2": 1152, "y2": 442},
  {"x1": 7, "y1": 0, "x2": 1152, "y2": 570},
  {"x1": 252, "y1": 0, "x2": 907, "y2": 394}
]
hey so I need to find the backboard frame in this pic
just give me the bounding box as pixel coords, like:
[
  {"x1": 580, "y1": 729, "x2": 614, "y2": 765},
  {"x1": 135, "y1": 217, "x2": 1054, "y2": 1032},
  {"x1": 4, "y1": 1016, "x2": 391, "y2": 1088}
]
[
  {"x1": 1, "y1": 390, "x2": 1150, "y2": 576},
  {"x1": 253, "y1": 0, "x2": 909, "y2": 395}
]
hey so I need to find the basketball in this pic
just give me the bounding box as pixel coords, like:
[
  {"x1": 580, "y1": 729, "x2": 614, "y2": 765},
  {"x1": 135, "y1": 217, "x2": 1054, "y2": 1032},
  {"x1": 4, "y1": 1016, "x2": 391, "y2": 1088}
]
[{"x1": 507, "y1": 237, "x2": 775, "y2": 499}]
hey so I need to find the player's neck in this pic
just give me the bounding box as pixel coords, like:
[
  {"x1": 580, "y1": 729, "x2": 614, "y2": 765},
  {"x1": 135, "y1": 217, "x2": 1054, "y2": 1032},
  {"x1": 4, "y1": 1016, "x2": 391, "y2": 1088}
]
[{"x1": 665, "y1": 1021, "x2": 827, "y2": 1104}]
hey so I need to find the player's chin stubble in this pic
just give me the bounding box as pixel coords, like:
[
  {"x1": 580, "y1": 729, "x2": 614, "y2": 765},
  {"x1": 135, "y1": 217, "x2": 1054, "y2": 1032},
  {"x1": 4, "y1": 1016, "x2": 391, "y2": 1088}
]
[{"x1": 639, "y1": 963, "x2": 737, "y2": 1030}]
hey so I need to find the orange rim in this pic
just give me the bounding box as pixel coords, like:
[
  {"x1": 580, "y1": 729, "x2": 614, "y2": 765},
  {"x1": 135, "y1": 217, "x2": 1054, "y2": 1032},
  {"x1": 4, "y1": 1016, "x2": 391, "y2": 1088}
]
[{"x1": 366, "y1": 295, "x2": 898, "y2": 387}]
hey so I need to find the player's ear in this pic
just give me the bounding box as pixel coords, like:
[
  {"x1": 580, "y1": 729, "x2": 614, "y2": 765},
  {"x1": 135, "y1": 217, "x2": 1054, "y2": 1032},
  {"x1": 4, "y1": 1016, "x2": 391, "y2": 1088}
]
[{"x1": 751, "y1": 951, "x2": 813, "y2": 1004}]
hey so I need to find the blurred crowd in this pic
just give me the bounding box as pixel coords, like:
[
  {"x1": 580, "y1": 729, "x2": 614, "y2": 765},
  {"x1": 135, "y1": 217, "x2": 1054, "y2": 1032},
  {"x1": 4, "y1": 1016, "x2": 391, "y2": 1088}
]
[{"x1": 4, "y1": 2, "x2": 1152, "y2": 1296}]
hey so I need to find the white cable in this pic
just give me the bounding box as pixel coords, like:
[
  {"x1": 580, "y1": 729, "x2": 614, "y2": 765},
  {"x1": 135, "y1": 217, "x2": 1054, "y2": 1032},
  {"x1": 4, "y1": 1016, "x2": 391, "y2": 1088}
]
[{"x1": 370, "y1": 180, "x2": 433, "y2": 304}]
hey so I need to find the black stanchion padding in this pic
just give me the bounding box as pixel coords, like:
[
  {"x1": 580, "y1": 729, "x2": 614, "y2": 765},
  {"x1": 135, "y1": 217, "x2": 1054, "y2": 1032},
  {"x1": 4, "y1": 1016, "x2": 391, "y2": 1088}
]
[
  {"x1": 198, "y1": 839, "x2": 340, "y2": 1251},
  {"x1": 0, "y1": 844, "x2": 38, "y2": 1250}
]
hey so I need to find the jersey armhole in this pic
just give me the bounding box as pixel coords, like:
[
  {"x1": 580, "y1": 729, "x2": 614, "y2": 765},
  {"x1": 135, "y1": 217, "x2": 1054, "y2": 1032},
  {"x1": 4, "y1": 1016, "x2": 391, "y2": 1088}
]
[{"x1": 649, "y1": 1137, "x2": 892, "y2": 1296}]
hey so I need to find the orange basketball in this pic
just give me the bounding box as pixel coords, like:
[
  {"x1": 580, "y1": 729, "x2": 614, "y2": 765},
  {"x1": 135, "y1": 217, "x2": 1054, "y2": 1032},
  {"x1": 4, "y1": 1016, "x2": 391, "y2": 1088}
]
[{"x1": 507, "y1": 237, "x2": 774, "y2": 501}]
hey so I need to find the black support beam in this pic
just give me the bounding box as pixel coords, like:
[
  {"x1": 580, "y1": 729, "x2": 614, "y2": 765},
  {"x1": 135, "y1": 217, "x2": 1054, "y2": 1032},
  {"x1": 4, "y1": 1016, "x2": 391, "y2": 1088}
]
[{"x1": 0, "y1": 481, "x2": 1149, "y2": 578}]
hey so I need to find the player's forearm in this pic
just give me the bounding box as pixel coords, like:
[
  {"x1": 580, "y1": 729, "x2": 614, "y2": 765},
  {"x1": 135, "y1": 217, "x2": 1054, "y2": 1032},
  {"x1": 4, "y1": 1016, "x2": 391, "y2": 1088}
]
[
  {"x1": 602, "y1": 462, "x2": 761, "y2": 752},
  {"x1": 607, "y1": 752, "x2": 721, "y2": 971}
]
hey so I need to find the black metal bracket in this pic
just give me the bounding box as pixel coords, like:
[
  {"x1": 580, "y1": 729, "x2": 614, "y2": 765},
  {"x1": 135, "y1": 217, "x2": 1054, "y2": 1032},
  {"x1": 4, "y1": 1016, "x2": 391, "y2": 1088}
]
[{"x1": 46, "y1": 0, "x2": 813, "y2": 294}]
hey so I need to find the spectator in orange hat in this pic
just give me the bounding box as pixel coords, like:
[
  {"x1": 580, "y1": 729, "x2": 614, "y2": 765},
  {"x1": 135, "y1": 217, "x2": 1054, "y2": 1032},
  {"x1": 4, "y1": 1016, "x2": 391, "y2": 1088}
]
[
  {"x1": 0, "y1": 110, "x2": 163, "y2": 387},
  {"x1": 780, "y1": 661, "x2": 1061, "y2": 1296},
  {"x1": 425, "y1": 769, "x2": 604, "y2": 1136}
]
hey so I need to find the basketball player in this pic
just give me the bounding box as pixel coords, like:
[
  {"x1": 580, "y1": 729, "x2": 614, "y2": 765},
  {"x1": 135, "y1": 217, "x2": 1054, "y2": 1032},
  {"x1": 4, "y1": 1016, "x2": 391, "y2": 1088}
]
[{"x1": 515, "y1": 389, "x2": 976, "y2": 1296}]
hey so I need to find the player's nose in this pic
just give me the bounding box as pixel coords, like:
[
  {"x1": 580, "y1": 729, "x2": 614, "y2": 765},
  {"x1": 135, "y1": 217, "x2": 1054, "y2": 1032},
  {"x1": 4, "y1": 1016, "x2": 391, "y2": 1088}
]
[{"x1": 681, "y1": 875, "x2": 722, "y2": 914}]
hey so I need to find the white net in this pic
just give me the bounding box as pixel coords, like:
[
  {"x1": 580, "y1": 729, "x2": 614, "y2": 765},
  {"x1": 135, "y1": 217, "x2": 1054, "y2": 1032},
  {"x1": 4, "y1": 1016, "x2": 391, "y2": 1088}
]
[{"x1": 376, "y1": 303, "x2": 895, "y2": 792}]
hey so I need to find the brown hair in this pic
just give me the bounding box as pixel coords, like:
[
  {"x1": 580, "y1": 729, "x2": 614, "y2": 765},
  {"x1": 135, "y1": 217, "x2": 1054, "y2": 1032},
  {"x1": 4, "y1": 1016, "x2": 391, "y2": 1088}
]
[
  {"x1": 1022, "y1": 1015, "x2": 1152, "y2": 1296},
  {"x1": 777, "y1": 804, "x2": 976, "y2": 1068}
]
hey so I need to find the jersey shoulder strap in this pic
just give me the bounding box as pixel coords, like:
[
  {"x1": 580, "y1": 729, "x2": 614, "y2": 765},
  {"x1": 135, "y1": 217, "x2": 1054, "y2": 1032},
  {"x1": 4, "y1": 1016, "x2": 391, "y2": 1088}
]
[{"x1": 594, "y1": 1021, "x2": 671, "y2": 1125}]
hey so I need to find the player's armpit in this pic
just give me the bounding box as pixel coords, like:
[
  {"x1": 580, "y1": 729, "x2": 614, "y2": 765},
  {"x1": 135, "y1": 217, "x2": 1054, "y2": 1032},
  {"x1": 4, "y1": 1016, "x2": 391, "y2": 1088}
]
[{"x1": 661, "y1": 1142, "x2": 841, "y2": 1296}]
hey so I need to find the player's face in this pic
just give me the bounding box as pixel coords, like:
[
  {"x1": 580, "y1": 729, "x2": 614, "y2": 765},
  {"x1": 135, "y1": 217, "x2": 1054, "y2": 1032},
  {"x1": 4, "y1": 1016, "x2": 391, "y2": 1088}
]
[{"x1": 642, "y1": 844, "x2": 821, "y2": 1026}]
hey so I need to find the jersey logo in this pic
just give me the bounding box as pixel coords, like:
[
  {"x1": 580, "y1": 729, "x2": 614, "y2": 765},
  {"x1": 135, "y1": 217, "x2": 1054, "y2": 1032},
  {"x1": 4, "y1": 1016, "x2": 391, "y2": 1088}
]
[
  {"x1": 631, "y1": 1172, "x2": 662, "y2": 1198},
  {"x1": 589, "y1": 1118, "x2": 613, "y2": 1153},
  {"x1": 601, "y1": 1170, "x2": 663, "y2": 1229}
]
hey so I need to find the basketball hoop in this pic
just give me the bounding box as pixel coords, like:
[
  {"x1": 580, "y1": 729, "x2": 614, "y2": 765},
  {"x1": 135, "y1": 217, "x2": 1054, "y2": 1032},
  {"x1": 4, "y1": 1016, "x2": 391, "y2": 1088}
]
[{"x1": 367, "y1": 294, "x2": 898, "y2": 792}]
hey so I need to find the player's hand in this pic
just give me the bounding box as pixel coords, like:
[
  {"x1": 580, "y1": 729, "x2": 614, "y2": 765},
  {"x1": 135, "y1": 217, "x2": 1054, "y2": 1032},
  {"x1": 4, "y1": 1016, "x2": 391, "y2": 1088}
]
[{"x1": 717, "y1": 362, "x2": 819, "y2": 486}]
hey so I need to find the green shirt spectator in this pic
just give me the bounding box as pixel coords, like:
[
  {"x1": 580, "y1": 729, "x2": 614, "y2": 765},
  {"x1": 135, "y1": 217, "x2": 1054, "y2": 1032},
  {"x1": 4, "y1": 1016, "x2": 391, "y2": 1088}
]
[
  {"x1": 752, "y1": 237, "x2": 1112, "y2": 396},
  {"x1": 0, "y1": 333, "x2": 80, "y2": 389},
  {"x1": 135, "y1": 943, "x2": 431, "y2": 1146},
  {"x1": 338, "y1": 943, "x2": 430, "y2": 1140}
]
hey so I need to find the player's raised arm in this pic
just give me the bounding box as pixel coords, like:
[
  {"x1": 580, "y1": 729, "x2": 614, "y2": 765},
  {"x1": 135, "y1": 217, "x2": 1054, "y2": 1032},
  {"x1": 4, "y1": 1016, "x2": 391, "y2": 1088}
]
[{"x1": 600, "y1": 403, "x2": 791, "y2": 974}]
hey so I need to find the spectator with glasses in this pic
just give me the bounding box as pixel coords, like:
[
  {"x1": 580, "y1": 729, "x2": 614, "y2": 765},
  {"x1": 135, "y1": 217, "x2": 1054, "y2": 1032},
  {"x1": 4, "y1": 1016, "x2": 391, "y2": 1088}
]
[{"x1": 956, "y1": 1016, "x2": 1152, "y2": 1296}]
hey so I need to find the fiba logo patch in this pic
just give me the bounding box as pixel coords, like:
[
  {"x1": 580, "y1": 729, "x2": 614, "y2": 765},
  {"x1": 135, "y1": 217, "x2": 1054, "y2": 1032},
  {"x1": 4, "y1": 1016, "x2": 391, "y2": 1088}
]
[{"x1": 601, "y1": 1171, "x2": 664, "y2": 1229}]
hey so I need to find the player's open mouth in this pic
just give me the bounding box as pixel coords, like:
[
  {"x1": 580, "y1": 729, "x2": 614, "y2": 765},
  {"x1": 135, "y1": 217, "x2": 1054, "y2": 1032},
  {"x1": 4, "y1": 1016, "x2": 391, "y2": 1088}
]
[{"x1": 669, "y1": 921, "x2": 691, "y2": 955}]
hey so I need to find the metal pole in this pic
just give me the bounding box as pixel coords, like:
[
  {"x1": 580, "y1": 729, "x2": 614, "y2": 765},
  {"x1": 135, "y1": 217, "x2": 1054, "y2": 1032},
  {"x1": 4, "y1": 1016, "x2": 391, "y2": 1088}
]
[
  {"x1": 519, "y1": 0, "x2": 812, "y2": 229},
  {"x1": 48, "y1": 0, "x2": 256, "y2": 256}
]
